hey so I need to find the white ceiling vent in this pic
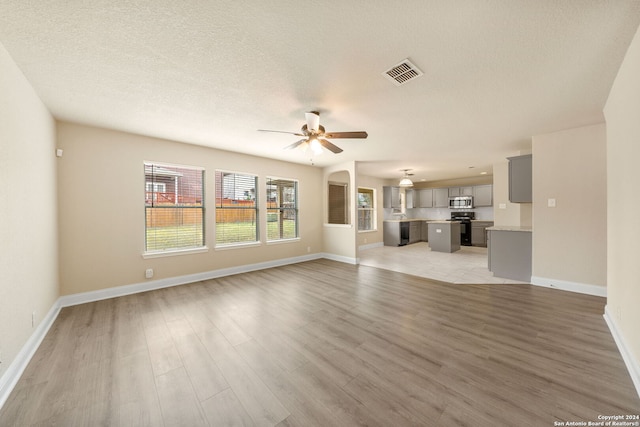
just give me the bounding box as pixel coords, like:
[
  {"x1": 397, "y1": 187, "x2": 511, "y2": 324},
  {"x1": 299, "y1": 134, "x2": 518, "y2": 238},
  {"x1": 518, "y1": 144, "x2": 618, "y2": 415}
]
[{"x1": 383, "y1": 59, "x2": 424, "y2": 86}]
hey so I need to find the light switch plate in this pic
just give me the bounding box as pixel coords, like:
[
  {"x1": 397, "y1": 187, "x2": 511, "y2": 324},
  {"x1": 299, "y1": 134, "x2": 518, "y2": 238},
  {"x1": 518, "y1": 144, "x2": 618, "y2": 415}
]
[{"x1": 548, "y1": 198, "x2": 556, "y2": 208}]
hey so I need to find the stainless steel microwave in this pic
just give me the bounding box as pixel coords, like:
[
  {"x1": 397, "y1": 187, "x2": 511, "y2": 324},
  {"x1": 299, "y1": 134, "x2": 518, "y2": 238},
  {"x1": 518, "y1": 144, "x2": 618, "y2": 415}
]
[{"x1": 449, "y1": 196, "x2": 474, "y2": 209}]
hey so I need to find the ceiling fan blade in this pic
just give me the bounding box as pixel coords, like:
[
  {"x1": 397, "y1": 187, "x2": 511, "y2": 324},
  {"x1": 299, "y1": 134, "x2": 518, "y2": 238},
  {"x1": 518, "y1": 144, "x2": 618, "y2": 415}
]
[
  {"x1": 258, "y1": 129, "x2": 305, "y2": 136},
  {"x1": 305, "y1": 111, "x2": 320, "y2": 132},
  {"x1": 284, "y1": 138, "x2": 308, "y2": 150},
  {"x1": 323, "y1": 131, "x2": 368, "y2": 139},
  {"x1": 319, "y1": 138, "x2": 343, "y2": 154}
]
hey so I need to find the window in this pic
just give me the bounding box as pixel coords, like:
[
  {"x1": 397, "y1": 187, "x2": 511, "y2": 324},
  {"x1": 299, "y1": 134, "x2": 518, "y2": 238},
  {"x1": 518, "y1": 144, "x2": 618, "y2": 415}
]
[
  {"x1": 358, "y1": 187, "x2": 376, "y2": 231},
  {"x1": 215, "y1": 171, "x2": 258, "y2": 245},
  {"x1": 267, "y1": 177, "x2": 298, "y2": 241},
  {"x1": 328, "y1": 182, "x2": 348, "y2": 224},
  {"x1": 144, "y1": 163, "x2": 204, "y2": 253}
]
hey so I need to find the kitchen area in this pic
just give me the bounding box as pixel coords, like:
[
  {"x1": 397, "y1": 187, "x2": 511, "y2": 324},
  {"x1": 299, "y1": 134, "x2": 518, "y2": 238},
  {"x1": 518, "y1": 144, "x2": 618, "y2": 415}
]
[{"x1": 360, "y1": 154, "x2": 533, "y2": 284}]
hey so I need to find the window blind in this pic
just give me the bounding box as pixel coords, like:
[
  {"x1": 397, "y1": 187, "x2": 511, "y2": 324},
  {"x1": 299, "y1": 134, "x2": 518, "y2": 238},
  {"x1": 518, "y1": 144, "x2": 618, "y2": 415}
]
[
  {"x1": 144, "y1": 163, "x2": 205, "y2": 252},
  {"x1": 328, "y1": 182, "x2": 348, "y2": 224},
  {"x1": 215, "y1": 171, "x2": 258, "y2": 245}
]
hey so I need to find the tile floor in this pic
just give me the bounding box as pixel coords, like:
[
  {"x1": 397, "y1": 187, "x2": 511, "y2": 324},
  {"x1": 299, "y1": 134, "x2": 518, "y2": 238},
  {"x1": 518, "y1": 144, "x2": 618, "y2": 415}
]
[{"x1": 358, "y1": 242, "x2": 528, "y2": 285}]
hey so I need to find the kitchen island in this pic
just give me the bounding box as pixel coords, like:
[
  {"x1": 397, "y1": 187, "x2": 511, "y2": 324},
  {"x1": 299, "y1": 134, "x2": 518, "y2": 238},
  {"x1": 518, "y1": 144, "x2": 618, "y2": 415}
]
[{"x1": 428, "y1": 221, "x2": 461, "y2": 253}]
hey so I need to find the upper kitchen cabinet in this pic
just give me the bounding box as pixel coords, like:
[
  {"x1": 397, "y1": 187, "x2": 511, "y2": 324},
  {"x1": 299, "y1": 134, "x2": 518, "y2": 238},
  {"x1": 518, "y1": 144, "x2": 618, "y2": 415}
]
[
  {"x1": 448, "y1": 186, "x2": 473, "y2": 197},
  {"x1": 433, "y1": 188, "x2": 449, "y2": 207},
  {"x1": 383, "y1": 186, "x2": 401, "y2": 209},
  {"x1": 508, "y1": 154, "x2": 532, "y2": 203},
  {"x1": 406, "y1": 189, "x2": 417, "y2": 209},
  {"x1": 417, "y1": 189, "x2": 433, "y2": 208},
  {"x1": 473, "y1": 184, "x2": 493, "y2": 206}
]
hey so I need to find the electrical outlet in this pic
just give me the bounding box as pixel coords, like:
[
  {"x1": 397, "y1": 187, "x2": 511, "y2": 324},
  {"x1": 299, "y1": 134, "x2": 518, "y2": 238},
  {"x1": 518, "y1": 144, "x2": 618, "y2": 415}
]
[{"x1": 145, "y1": 268, "x2": 154, "y2": 279}]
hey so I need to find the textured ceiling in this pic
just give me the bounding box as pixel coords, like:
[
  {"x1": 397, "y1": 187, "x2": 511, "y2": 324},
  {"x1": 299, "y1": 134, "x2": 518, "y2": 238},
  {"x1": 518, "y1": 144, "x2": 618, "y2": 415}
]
[{"x1": 1, "y1": 1, "x2": 639, "y2": 182}]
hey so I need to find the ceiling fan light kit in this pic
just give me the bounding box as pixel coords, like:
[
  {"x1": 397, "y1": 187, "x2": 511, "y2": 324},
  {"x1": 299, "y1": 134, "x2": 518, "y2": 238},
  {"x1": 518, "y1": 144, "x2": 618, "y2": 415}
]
[{"x1": 258, "y1": 111, "x2": 368, "y2": 155}]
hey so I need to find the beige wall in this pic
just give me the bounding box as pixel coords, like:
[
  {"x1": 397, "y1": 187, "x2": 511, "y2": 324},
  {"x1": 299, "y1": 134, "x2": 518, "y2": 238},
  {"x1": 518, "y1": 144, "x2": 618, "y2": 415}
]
[
  {"x1": 532, "y1": 124, "x2": 607, "y2": 288},
  {"x1": 56, "y1": 122, "x2": 324, "y2": 295},
  {"x1": 322, "y1": 162, "x2": 357, "y2": 261},
  {"x1": 413, "y1": 175, "x2": 493, "y2": 189},
  {"x1": 604, "y1": 23, "x2": 640, "y2": 371},
  {"x1": 0, "y1": 43, "x2": 59, "y2": 378}
]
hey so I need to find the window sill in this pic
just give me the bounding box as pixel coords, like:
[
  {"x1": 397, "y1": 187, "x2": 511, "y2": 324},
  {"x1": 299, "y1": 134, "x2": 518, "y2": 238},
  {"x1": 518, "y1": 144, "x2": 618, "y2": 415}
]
[
  {"x1": 142, "y1": 246, "x2": 209, "y2": 259},
  {"x1": 266, "y1": 237, "x2": 301, "y2": 245},
  {"x1": 358, "y1": 229, "x2": 378, "y2": 233},
  {"x1": 215, "y1": 241, "x2": 262, "y2": 251},
  {"x1": 323, "y1": 223, "x2": 353, "y2": 228}
]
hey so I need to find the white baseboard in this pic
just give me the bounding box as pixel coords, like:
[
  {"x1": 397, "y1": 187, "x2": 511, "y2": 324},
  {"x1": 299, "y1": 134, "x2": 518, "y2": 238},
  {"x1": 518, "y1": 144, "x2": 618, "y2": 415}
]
[
  {"x1": 321, "y1": 252, "x2": 358, "y2": 265},
  {"x1": 604, "y1": 305, "x2": 640, "y2": 399},
  {"x1": 358, "y1": 242, "x2": 384, "y2": 251},
  {"x1": 0, "y1": 300, "x2": 61, "y2": 409},
  {"x1": 530, "y1": 276, "x2": 607, "y2": 297},
  {"x1": 59, "y1": 253, "x2": 324, "y2": 307}
]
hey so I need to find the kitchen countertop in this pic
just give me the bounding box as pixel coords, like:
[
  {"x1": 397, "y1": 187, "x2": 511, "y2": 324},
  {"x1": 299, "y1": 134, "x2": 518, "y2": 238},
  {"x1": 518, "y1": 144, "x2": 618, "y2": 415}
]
[
  {"x1": 383, "y1": 218, "x2": 431, "y2": 223},
  {"x1": 385, "y1": 219, "x2": 492, "y2": 223},
  {"x1": 486, "y1": 225, "x2": 532, "y2": 232}
]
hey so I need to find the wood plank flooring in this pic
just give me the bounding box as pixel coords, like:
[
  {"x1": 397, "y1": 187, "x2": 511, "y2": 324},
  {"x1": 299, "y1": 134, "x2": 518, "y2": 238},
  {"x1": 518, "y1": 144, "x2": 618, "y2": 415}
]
[{"x1": 1, "y1": 259, "x2": 638, "y2": 426}]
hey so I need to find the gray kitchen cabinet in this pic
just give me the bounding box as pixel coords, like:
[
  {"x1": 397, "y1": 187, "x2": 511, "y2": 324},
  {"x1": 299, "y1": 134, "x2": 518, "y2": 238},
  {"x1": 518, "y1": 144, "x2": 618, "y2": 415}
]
[
  {"x1": 409, "y1": 221, "x2": 422, "y2": 243},
  {"x1": 383, "y1": 222, "x2": 401, "y2": 246},
  {"x1": 417, "y1": 189, "x2": 433, "y2": 208},
  {"x1": 421, "y1": 221, "x2": 429, "y2": 241},
  {"x1": 433, "y1": 188, "x2": 449, "y2": 207},
  {"x1": 449, "y1": 186, "x2": 473, "y2": 197},
  {"x1": 383, "y1": 186, "x2": 401, "y2": 209},
  {"x1": 471, "y1": 221, "x2": 493, "y2": 247},
  {"x1": 428, "y1": 222, "x2": 461, "y2": 253},
  {"x1": 473, "y1": 185, "x2": 493, "y2": 207},
  {"x1": 488, "y1": 228, "x2": 532, "y2": 281},
  {"x1": 406, "y1": 189, "x2": 416, "y2": 209},
  {"x1": 508, "y1": 154, "x2": 532, "y2": 203}
]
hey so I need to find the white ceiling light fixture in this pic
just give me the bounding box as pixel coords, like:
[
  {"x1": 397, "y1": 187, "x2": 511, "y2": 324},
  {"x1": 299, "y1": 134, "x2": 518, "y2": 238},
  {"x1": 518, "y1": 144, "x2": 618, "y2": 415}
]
[
  {"x1": 308, "y1": 136, "x2": 324, "y2": 155},
  {"x1": 399, "y1": 169, "x2": 414, "y2": 187}
]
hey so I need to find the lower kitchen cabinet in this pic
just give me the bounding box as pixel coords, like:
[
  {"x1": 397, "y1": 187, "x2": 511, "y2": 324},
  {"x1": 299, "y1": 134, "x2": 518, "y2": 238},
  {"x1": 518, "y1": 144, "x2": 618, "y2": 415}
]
[
  {"x1": 471, "y1": 221, "x2": 493, "y2": 247},
  {"x1": 409, "y1": 221, "x2": 422, "y2": 244},
  {"x1": 487, "y1": 228, "x2": 532, "y2": 282},
  {"x1": 383, "y1": 221, "x2": 427, "y2": 246},
  {"x1": 421, "y1": 221, "x2": 429, "y2": 241}
]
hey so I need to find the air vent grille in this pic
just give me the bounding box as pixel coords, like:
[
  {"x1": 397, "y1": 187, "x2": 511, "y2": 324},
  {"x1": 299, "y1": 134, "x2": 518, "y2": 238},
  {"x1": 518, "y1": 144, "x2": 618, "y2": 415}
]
[{"x1": 383, "y1": 59, "x2": 424, "y2": 86}]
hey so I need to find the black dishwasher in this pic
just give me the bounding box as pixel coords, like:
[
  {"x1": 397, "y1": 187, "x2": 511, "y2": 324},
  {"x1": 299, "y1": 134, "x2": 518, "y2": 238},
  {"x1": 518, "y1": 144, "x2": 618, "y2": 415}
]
[{"x1": 399, "y1": 222, "x2": 410, "y2": 246}]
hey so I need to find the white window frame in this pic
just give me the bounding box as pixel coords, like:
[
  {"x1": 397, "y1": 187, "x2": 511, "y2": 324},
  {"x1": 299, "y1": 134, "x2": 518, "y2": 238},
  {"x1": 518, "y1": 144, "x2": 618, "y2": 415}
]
[
  {"x1": 357, "y1": 187, "x2": 376, "y2": 232},
  {"x1": 143, "y1": 162, "x2": 206, "y2": 257},
  {"x1": 214, "y1": 170, "x2": 259, "y2": 248},
  {"x1": 266, "y1": 177, "x2": 299, "y2": 243}
]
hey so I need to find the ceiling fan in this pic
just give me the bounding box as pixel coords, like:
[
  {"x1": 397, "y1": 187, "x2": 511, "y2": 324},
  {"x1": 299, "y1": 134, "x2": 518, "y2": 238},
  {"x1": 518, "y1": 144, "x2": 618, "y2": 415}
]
[{"x1": 258, "y1": 111, "x2": 368, "y2": 154}]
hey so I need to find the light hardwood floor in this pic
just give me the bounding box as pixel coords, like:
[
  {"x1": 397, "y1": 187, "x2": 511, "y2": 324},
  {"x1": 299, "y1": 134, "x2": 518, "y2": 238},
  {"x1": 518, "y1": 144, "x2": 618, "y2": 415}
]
[{"x1": 1, "y1": 259, "x2": 638, "y2": 426}]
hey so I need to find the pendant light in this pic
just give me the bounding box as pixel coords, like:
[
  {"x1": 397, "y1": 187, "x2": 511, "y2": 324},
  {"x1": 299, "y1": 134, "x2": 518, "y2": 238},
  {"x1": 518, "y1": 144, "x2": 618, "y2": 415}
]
[{"x1": 399, "y1": 169, "x2": 414, "y2": 187}]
